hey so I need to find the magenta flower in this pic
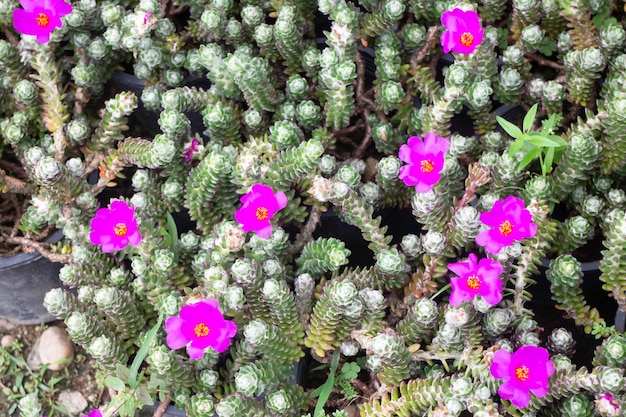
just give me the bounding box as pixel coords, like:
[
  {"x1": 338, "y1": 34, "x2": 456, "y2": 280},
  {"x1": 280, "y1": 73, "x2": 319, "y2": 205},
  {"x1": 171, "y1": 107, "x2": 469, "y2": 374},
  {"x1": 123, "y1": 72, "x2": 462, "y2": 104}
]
[
  {"x1": 476, "y1": 196, "x2": 537, "y2": 255},
  {"x1": 89, "y1": 200, "x2": 142, "y2": 253},
  {"x1": 165, "y1": 298, "x2": 237, "y2": 359},
  {"x1": 447, "y1": 253, "x2": 503, "y2": 306},
  {"x1": 13, "y1": 0, "x2": 72, "y2": 43},
  {"x1": 234, "y1": 183, "x2": 287, "y2": 238},
  {"x1": 398, "y1": 133, "x2": 450, "y2": 193},
  {"x1": 440, "y1": 8, "x2": 484, "y2": 54},
  {"x1": 81, "y1": 411, "x2": 102, "y2": 417},
  {"x1": 490, "y1": 346, "x2": 554, "y2": 407},
  {"x1": 596, "y1": 393, "x2": 620, "y2": 416},
  {"x1": 183, "y1": 137, "x2": 201, "y2": 164}
]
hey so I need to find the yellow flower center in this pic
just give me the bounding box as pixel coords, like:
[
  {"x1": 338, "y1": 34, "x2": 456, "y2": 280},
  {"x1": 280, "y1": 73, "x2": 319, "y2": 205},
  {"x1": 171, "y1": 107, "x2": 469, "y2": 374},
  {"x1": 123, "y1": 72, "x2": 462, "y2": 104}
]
[
  {"x1": 114, "y1": 223, "x2": 128, "y2": 237},
  {"x1": 466, "y1": 274, "x2": 481, "y2": 290},
  {"x1": 420, "y1": 159, "x2": 435, "y2": 173},
  {"x1": 255, "y1": 206, "x2": 269, "y2": 221},
  {"x1": 36, "y1": 12, "x2": 50, "y2": 27},
  {"x1": 460, "y1": 32, "x2": 474, "y2": 47},
  {"x1": 194, "y1": 322, "x2": 210, "y2": 337},
  {"x1": 515, "y1": 365, "x2": 530, "y2": 381},
  {"x1": 498, "y1": 220, "x2": 513, "y2": 236}
]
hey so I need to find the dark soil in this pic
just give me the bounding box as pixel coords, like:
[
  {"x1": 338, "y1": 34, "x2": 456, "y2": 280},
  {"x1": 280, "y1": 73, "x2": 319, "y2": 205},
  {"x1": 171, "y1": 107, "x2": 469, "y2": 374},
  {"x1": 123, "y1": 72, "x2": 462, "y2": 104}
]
[{"x1": 0, "y1": 319, "x2": 101, "y2": 417}]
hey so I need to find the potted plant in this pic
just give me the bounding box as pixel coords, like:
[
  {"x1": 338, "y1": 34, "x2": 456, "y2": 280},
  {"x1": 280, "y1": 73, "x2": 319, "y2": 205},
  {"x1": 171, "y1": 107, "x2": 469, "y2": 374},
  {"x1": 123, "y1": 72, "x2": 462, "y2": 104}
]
[{"x1": 2, "y1": 0, "x2": 626, "y2": 416}]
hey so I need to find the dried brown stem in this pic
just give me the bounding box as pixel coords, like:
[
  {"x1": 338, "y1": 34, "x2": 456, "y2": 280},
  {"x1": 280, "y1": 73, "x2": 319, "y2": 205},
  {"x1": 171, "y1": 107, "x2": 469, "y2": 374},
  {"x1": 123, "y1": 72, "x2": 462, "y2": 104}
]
[
  {"x1": 333, "y1": 121, "x2": 365, "y2": 137},
  {"x1": 153, "y1": 393, "x2": 171, "y2": 417},
  {"x1": 2, "y1": 235, "x2": 71, "y2": 264},
  {"x1": 355, "y1": 49, "x2": 376, "y2": 110},
  {"x1": 290, "y1": 204, "x2": 322, "y2": 255},
  {"x1": 2, "y1": 28, "x2": 19, "y2": 46},
  {"x1": 0, "y1": 169, "x2": 34, "y2": 195},
  {"x1": 354, "y1": 108, "x2": 373, "y2": 159},
  {"x1": 525, "y1": 52, "x2": 564, "y2": 71},
  {"x1": 410, "y1": 26, "x2": 439, "y2": 69}
]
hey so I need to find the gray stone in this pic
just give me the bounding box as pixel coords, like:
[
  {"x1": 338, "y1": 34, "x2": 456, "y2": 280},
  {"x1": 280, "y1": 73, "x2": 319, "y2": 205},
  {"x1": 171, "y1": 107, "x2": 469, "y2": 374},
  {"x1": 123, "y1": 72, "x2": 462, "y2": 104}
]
[
  {"x1": 58, "y1": 390, "x2": 88, "y2": 415},
  {"x1": 27, "y1": 326, "x2": 74, "y2": 371}
]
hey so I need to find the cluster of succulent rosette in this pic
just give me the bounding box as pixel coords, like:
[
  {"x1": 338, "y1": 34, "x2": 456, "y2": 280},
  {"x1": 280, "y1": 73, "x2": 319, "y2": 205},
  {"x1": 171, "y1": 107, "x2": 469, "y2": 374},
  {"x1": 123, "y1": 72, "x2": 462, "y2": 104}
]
[{"x1": 2, "y1": 0, "x2": 626, "y2": 416}]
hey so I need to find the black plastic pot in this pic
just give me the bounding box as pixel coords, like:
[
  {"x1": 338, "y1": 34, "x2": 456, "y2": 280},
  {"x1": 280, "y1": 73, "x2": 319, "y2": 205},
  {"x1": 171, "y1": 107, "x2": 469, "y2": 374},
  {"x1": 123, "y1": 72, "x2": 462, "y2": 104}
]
[
  {"x1": 313, "y1": 205, "x2": 422, "y2": 268},
  {"x1": 111, "y1": 72, "x2": 210, "y2": 140},
  {"x1": 616, "y1": 308, "x2": 625, "y2": 333},
  {"x1": 0, "y1": 230, "x2": 65, "y2": 325},
  {"x1": 532, "y1": 259, "x2": 617, "y2": 316}
]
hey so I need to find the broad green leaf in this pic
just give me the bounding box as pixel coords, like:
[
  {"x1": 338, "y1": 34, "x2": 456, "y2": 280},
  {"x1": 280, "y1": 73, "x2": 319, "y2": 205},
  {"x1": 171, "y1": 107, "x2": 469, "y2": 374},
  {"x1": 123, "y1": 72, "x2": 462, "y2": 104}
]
[
  {"x1": 517, "y1": 148, "x2": 540, "y2": 171},
  {"x1": 129, "y1": 314, "x2": 163, "y2": 388},
  {"x1": 136, "y1": 386, "x2": 154, "y2": 406},
  {"x1": 509, "y1": 136, "x2": 526, "y2": 156},
  {"x1": 548, "y1": 134, "x2": 567, "y2": 146},
  {"x1": 543, "y1": 147, "x2": 555, "y2": 176},
  {"x1": 105, "y1": 376, "x2": 126, "y2": 391},
  {"x1": 116, "y1": 363, "x2": 131, "y2": 381},
  {"x1": 524, "y1": 134, "x2": 565, "y2": 148},
  {"x1": 523, "y1": 103, "x2": 538, "y2": 133},
  {"x1": 497, "y1": 116, "x2": 524, "y2": 139}
]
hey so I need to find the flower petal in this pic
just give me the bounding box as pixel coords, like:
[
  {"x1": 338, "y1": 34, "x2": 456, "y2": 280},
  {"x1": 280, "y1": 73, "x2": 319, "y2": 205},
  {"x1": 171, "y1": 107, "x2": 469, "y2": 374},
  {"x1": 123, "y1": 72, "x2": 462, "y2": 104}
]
[
  {"x1": 165, "y1": 316, "x2": 189, "y2": 350},
  {"x1": 490, "y1": 349, "x2": 511, "y2": 379},
  {"x1": 499, "y1": 381, "x2": 531, "y2": 407},
  {"x1": 186, "y1": 344, "x2": 206, "y2": 359}
]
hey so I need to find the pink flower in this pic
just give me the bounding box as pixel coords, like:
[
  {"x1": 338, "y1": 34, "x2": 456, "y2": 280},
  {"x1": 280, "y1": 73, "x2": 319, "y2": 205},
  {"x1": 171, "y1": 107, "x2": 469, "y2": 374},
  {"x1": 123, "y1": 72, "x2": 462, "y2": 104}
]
[
  {"x1": 165, "y1": 298, "x2": 237, "y2": 359},
  {"x1": 398, "y1": 133, "x2": 450, "y2": 193},
  {"x1": 234, "y1": 184, "x2": 287, "y2": 238},
  {"x1": 490, "y1": 346, "x2": 554, "y2": 407},
  {"x1": 440, "y1": 8, "x2": 484, "y2": 54},
  {"x1": 596, "y1": 393, "x2": 621, "y2": 416},
  {"x1": 13, "y1": 0, "x2": 72, "y2": 43},
  {"x1": 476, "y1": 196, "x2": 537, "y2": 255},
  {"x1": 82, "y1": 411, "x2": 102, "y2": 417},
  {"x1": 183, "y1": 137, "x2": 201, "y2": 164},
  {"x1": 89, "y1": 200, "x2": 142, "y2": 253},
  {"x1": 447, "y1": 253, "x2": 503, "y2": 306}
]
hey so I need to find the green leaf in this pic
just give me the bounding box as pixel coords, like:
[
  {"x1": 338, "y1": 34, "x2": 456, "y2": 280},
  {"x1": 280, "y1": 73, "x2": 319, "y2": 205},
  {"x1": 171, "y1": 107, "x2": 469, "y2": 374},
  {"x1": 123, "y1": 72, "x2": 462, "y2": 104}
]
[
  {"x1": 517, "y1": 148, "x2": 540, "y2": 171},
  {"x1": 524, "y1": 133, "x2": 565, "y2": 148},
  {"x1": 136, "y1": 386, "x2": 154, "y2": 406},
  {"x1": 105, "y1": 376, "x2": 126, "y2": 391},
  {"x1": 523, "y1": 103, "x2": 538, "y2": 133},
  {"x1": 497, "y1": 116, "x2": 524, "y2": 139},
  {"x1": 541, "y1": 114, "x2": 557, "y2": 132},
  {"x1": 509, "y1": 136, "x2": 526, "y2": 156},
  {"x1": 116, "y1": 364, "x2": 131, "y2": 381},
  {"x1": 312, "y1": 350, "x2": 341, "y2": 417},
  {"x1": 129, "y1": 314, "x2": 163, "y2": 388},
  {"x1": 548, "y1": 134, "x2": 567, "y2": 146},
  {"x1": 543, "y1": 147, "x2": 555, "y2": 176},
  {"x1": 339, "y1": 362, "x2": 360, "y2": 380}
]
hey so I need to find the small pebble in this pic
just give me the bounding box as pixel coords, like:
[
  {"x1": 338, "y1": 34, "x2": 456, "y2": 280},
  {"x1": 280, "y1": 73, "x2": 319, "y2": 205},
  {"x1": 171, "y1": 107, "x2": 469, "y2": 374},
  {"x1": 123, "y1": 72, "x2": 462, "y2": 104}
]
[
  {"x1": 58, "y1": 390, "x2": 88, "y2": 415},
  {"x1": 1, "y1": 334, "x2": 16, "y2": 347}
]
